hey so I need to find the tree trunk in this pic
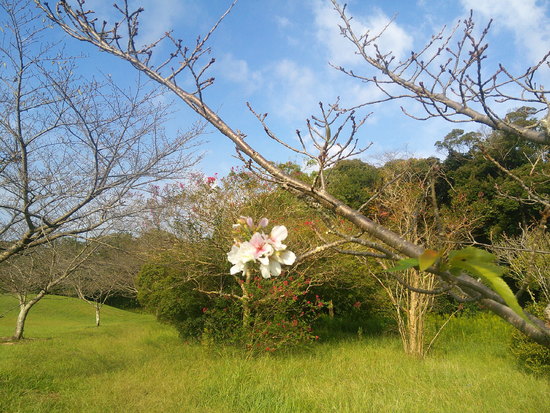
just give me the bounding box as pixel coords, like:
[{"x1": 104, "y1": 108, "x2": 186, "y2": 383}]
[
  {"x1": 13, "y1": 291, "x2": 46, "y2": 340},
  {"x1": 406, "y1": 290, "x2": 425, "y2": 357},
  {"x1": 13, "y1": 304, "x2": 31, "y2": 340},
  {"x1": 242, "y1": 299, "x2": 251, "y2": 328},
  {"x1": 95, "y1": 303, "x2": 101, "y2": 327},
  {"x1": 401, "y1": 270, "x2": 434, "y2": 358},
  {"x1": 240, "y1": 269, "x2": 252, "y2": 328}
]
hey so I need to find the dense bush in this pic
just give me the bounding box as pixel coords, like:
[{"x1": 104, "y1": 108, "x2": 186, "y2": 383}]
[
  {"x1": 136, "y1": 263, "x2": 209, "y2": 339},
  {"x1": 134, "y1": 169, "x2": 395, "y2": 351},
  {"x1": 509, "y1": 302, "x2": 550, "y2": 376}
]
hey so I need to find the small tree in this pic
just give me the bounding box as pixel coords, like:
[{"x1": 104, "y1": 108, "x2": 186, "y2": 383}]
[
  {"x1": 0, "y1": 0, "x2": 201, "y2": 339},
  {"x1": 136, "y1": 172, "x2": 339, "y2": 349},
  {"x1": 365, "y1": 159, "x2": 438, "y2": 356},
  {"x1": 71, "y1": 234, "x2": 140, "y2": 326},
  {"x1": 0, "y1": 238, "x2": 92, "y2": 339}
]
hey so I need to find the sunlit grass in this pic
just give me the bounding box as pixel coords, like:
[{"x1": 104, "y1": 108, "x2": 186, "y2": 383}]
[{"x1": 1, "y1": 295, "x2": 548, "y2": 412}]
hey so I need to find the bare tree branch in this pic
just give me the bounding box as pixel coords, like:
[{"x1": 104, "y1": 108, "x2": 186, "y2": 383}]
[
  {"x1": 329, "y1": 1, "x2": 550, "y2": 145},
  {"x1": 0, "y1": 0, "x2": 203, "y2": 263}
]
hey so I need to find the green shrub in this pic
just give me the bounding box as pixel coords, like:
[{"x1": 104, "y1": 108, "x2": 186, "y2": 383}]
[
  {"x1": 136, "y1": 263, "x2": 208, "y2": 339},
  {"x1": 243, "y1": 275, "x2": 324, "y2": 354},
  {"x1": 509, "y1": 302, "x2": 550, "y2": 376},
  {"x1": 200, "y1": 299, "x2": 243, "y2": 346}
]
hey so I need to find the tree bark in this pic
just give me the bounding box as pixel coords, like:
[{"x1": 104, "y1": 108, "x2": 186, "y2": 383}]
[
  {"x1": 13, "y1": 290, "x2": 46, "y2": 340},
  {"x1": 240, "y1": 269, "x2": 252, "y2": 328},
  {"x1": 95, "y1": 303, "x2": 101, "y2": 327}
]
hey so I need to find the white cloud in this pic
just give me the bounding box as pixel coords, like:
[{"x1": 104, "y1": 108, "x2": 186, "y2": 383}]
[
  {"x1": 460, "y1": 0, "x2": 550, "y2": 63},
  {"x1": 218, "y1": 54, "x2": 263, "y2": 95},
  {"x1": 137, "y1": 0, "x2": 191, "y2": 46},
  {"x1": 275, "y1": 16, "x2": 292, "y2": 29},
  {"x1": 269, "y1": 59, "x2": 319, "y2": 122},
  {"x1": 311, "y1": 0, "x2": 413, "y2": 65},
  {"x1": 85, "y1": 0, "x2": 193, "y2": 48},
  {"x1": 361, "y1": 10, "x2": 414, "y2": 61},
  {"x1": 343, "y1": 82, "x2": 387, "y2": 107},
  {"x1": 312, "y1": 0, "x2": 359, "y2": 65}
]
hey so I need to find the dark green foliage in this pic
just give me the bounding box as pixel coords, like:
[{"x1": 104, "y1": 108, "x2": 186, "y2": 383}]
[
  {"x1": 509, "y1": 303, "x2": 550, "y2": 377},
  {"x1": 136, "y1": 263, "x2": 208, "y2": 338},
  {"x1": 326, "y1": 159, "x2": 380, "y2": 209},
  {"x1": 244, "y1": 275, "x2": 325, "y2": 352},
  {"x1": 311, "y1": 256, "x2": 393, "y2": 320},
  {"x1": 436, "y1": 109, "x2": 548, "y2": 240},
  {"x1": 104, "y1": 296, "x2": 140, "y2": 310},
  {"x1": 200, "y1": 299, "x2": 244, "y2": 345}
]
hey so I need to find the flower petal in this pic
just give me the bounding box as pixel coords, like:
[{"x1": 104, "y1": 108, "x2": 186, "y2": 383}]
[
  {"x1": 258, "y1": 218, "x2": 269, "y2": 228},
  {"x1": 258, "y1": 256, "x2": 270, "y2": 266},
  {"x1": 270, "y1": 225, "x2": 288, "y2": 242},
  {"x1": 227, "y1": 245, "x2": 241, "y2": 264},
  {"x1": 260, "y1": 264, "x2": 271, "y2": 279},
  {"x1": 278, "y1": 250, "x2": 296, "y2": 265},
  {"x1": 246, "y1": 217, "x2": 254, "y2": 229},
  {"x1": 268, "y1": 259, "x2": 282, "y2": 277},
  {"x1": 230, "y1": 263, "x2": 243, "y2": 275}
]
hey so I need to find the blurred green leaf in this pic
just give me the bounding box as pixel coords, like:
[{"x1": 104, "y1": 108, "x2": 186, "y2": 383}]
[
  {"x1": 387, "y1": 258, "x2": 419, "y2": 272},
  {"x1": 448, "y1": 247, "x2": 527, "y2": 321},
  {"x1": 418, "y1": 249, "x2": 439, "y2": 271}
]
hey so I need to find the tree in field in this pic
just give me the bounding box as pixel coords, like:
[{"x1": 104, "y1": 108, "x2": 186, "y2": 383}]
[
  {"x1": 366, "y1": 158, "x2": 480, "y2": 356},
  {"x1": 0, "y1": 238, "x2": 92, "y2": 339},
  {"x1": 70, "y1": 233, "x2": 140, "y2": 327},
  {"x1": 0, "y1": 0, "x2": 202, "y2": 340},
  {"x1": 0, "y1": 0, "x2": 202, "y2": 266},
  {"x1": 36, "y1": 0, "x2": 550, "y2": 347}
]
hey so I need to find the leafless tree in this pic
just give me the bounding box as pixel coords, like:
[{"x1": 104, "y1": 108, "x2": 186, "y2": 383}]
[
  {"x1": 35, "y1": 0, "x2": 550, "y2": 347},
  {"x1": 0, "y1": 237, "x2": 94, "y2": 339},
  {"x1": 367, "y1": 160, "x2": 439, "y2": 357},
  {"x1": 0, "y1": 0, "x2": 203, "y2": 266},
  {"x1": 70, "y1": 234, "x2": 140, "y2": 327}
]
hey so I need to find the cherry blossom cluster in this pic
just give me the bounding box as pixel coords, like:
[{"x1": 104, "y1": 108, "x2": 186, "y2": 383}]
[{"x1": 227, "y1": 216, "x2": 296, "y2": 279}]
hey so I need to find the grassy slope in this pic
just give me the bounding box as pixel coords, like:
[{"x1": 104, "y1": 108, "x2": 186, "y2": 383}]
[{"x1": 0, "y1": 295, "x2": 548, "y2": 413}]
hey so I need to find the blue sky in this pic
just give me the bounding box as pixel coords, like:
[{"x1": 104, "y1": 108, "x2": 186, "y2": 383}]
[{"x1": 45, "y1": 0, "x2": 550, "y2": 176}]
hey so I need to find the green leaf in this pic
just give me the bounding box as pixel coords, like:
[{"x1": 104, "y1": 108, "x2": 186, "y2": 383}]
[
  {"x1": 387, "y1": 258, "x2": 419, "y2": 272},
  {"x1": 448, "y1": 247, "x2": 505, "y2": 279},
  {"x1": 485, "y1": 277, "x2": 528, "y2": 322},
  {"x1": 418, "y1": 249, "x2": 439, "y2": 271},
  {"x1": 449, "y1": 259, "x2": 505, "y2": 279},
  {"x1": 448, "y1": 247, "x2": 527, "y2": 321},
  {"x1": 448, "y1": 246, "x2": 496, "y2": 265}
]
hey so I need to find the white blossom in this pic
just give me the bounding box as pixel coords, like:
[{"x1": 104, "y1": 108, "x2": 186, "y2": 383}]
[{"x1": 227, "y1": 221, "x2": 295, "y2": 278}]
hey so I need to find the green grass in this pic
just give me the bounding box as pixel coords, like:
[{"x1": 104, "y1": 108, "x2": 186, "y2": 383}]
[{"x1": 1, "y1": 295, "x2": 548, "y2": 412}]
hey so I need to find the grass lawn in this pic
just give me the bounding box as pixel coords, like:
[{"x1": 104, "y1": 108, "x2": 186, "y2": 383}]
[{"x1": 1, "y1": 295, "x2": 548, "y2": 412}]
